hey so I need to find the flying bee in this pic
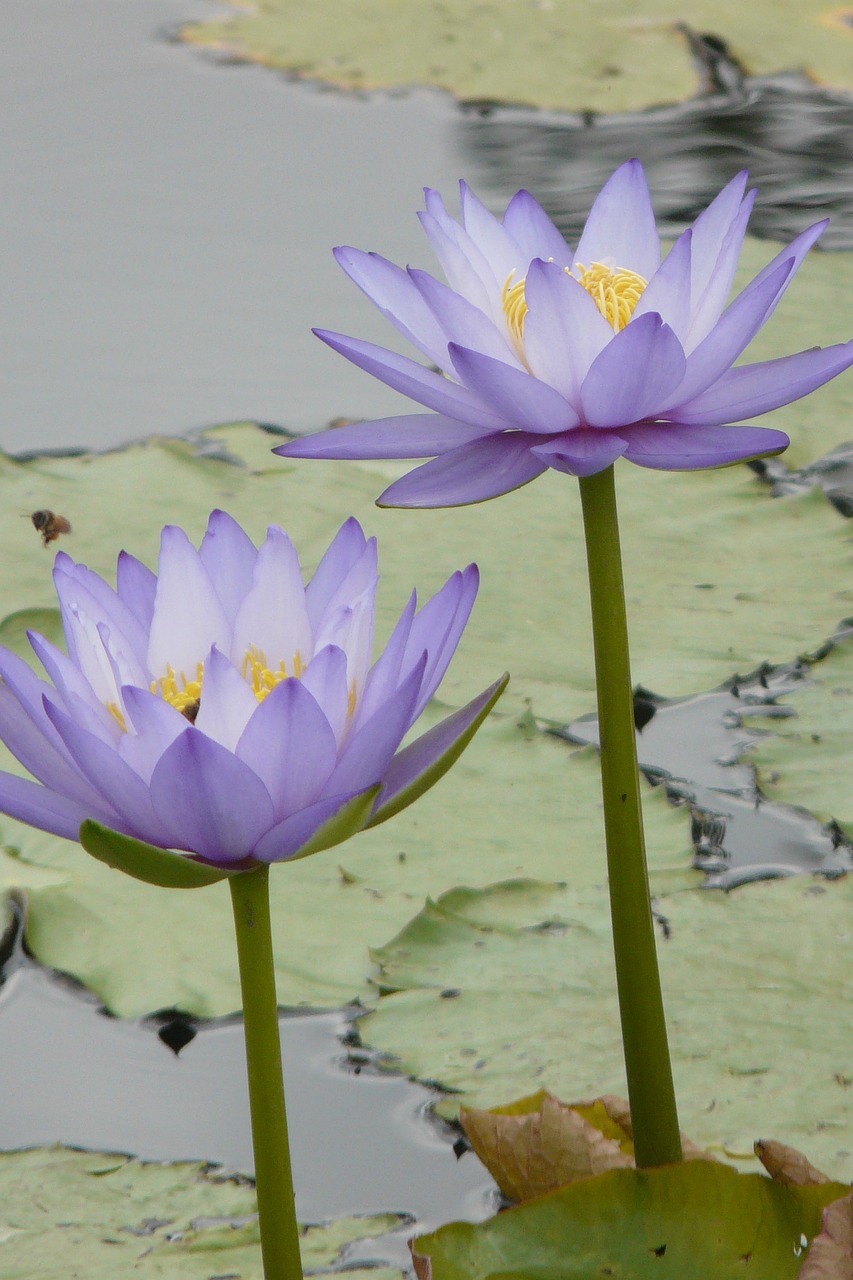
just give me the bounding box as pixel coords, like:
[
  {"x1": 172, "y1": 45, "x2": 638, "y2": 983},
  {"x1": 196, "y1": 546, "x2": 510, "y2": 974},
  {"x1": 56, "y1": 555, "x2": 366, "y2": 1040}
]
[{"x1": 29, "y1": 510, "x2": 72, "y2": 547}]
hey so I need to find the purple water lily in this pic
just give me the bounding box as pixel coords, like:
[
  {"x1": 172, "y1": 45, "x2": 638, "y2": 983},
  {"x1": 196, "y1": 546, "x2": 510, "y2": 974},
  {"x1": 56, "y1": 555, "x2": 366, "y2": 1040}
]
[
  {"x1": 276, "y1": 160, "x2": 853, "y2": 506},
  {"x1": 0, "y1": 512, "x2": 504, "y2": 870}
]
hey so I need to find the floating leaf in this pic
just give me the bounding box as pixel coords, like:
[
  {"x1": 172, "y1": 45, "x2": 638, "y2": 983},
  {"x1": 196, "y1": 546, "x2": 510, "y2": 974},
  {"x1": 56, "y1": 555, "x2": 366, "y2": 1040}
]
[{"x1": 411, "y1": 1160, "x2": 848, "y2": 1280}]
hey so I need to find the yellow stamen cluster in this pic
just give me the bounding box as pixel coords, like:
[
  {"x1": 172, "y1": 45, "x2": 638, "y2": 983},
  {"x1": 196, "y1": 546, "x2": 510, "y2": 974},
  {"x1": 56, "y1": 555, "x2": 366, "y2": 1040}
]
[
  {"x1": 242, "y1": 646, "x2": 303, "y2": 702},
  {"x1": 502, "y1": 259, "x2": 649, "y2": 358},
  {"x1": 152, "y1": 662, "x2": 205, "y2": 716},
  {"x1": 575, "y1": 261, "x2": 648, "y2": 332}
]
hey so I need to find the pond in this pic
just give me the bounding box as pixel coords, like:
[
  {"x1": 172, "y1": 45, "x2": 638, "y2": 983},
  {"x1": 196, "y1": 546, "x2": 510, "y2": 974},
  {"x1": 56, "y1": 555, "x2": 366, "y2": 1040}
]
[{"x1": 2, "y1": 0, "x2": 853, "y2": 1273}]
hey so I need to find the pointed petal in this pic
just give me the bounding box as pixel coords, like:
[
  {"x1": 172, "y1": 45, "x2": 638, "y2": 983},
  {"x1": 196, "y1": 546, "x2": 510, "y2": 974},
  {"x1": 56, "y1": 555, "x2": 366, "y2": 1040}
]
[
  {"x1": 323, "y1": 658, "x2": 425, "y2": 797},
  {"x1": 0, "y1": 677, "x2": 99, "y2": 803},
  {"x1": 116, "y1": 551, "x2": 157, "y2": 632},
  {"x1": 149, "y1": 730, "x2": 274, "y2": 865},
  {"x1": 43, "y1": 700, "x2": 171, "y2": 845},
  {"x1": 251, "y1": 786, "x2": 379, "y2": 863},
  {"x1": 334, "y1": 247, "x2": 450, "y2": 366},
  {"x1": 313, "y1": 330, "x2": 509, "y2": 429},
  {"x1": 633, "y1": 230, "x2": 693, "y2": 341},
  {"x1": 193, "y1": 646, "x2": 257, "y2": 750},
  {"x1": 232, "y1": 526, "x2": 312, "y2": 672},
  {"x1": 306, "y1": 518, "x2": 370, "y2": 627},
  {"x1": 377, "y1": 434, "x2": 547, "y2": 508},
  {"x1": 299, "y1": 644, "x2": 351, "y2": 744},
  {"x1": 275, "y1": 414, "x2": 494, "y2": 461},
  {"x1": 410, "y1": 267, "x2": 522, "y2": 369},
  {"x1": 666, "y1": 260, "x2": 794, "y2": 408},
  {"x1": 199, "y1": 509, "x2": 259, "y2": 621},
  {"x1": 623, "y1": 423, "x2": 789, "y2": 469},
  {"x1": 459, "y1": 180, "x2": 521, "y2": 284},
  {"x1": 574, "y1": 159, "x2": 660, "y2": 280},
  {"x1": 119, "y1": 686, "x2": 189, "y2": 782},
  {"x1": 502, "y1": 189, "x2": 572, "y2": 269},
  {"x1": 580, "y1": 314, "x2": 686, "y2": 427},
  {"x1": 532, "y1": 430, "x2": 629, "y2": 476},
  {"x1": 449, "y1": 343, "x2": 580, "y2": 433},
  {"x1": 0, "y1": 769, "x2": 110, "y2": 840},
  {"x1": 147, "y1": 525, "x2": 230, "y2": 681},
  {"x1": 237, "y1": 677, "x2": 337, "y2": 822},
  {"x1": 523, "y1": 259, "x2": 611, "y2": 402},
  {"x1": 369, "y1": 674, "x2": 508, "y2": 826},
  {"x1": 672, "y1": 343, "x2": 853, "y2": 425}
]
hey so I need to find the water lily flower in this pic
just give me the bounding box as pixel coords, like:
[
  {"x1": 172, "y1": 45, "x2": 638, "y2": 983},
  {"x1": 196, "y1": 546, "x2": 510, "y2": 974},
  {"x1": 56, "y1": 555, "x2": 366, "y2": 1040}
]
[
  {"x1": 276, "y1": 160, "x2": 853, "y2": 506},
  {"x1": 0, "y1": 511, "x2": 504, "y2": 873}
]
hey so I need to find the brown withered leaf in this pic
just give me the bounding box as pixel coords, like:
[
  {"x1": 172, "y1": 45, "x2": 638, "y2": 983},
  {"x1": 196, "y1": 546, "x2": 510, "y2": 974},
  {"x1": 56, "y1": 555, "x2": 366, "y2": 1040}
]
[
  {"x1": 460, "y1": 1092, "x2": 716, "y2": 1204},
  {"x1": 410, "y1": 1243, "x2": 433, "y2": 1280},
  {"x1": 799, "y1": 1189, "x2": 853, "y2": 1279},
  {"x1": 755, "y1": 1138, "x2": 832, "y2": 1187},
  {"x1": 460, "y1": 1092, "x2": 632, "y2": 1203}
]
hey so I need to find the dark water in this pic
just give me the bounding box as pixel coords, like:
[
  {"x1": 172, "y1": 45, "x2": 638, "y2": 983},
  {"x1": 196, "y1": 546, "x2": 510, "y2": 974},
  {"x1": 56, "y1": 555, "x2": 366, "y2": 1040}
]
[{"x1": 0, "y1": 906, "x2": 496, "y2": 1266}]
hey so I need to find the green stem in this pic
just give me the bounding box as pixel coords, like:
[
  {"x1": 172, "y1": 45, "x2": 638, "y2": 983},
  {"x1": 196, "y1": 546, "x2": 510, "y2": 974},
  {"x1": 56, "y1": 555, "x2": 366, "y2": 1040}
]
[
  {"x1": 230, "y1": 865, "x2": 303, "y2": 1279},
  {"x1": 578, "y1": 466, "x2": 682, "y2": 1167}
]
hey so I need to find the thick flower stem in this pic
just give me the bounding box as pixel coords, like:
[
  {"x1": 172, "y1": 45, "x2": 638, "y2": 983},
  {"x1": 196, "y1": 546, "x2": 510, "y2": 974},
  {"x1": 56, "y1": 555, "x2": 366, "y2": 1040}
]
[
  {"x1": 578, "y1": 466, "x2": 682, "y2": 1168},
  {"x1": 230, "y1": 865, "x2": 303, "y2": 1280}
]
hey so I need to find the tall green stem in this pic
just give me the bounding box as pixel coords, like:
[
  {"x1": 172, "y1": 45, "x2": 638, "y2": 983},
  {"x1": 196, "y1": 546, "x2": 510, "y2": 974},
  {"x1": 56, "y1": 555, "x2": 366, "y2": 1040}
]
[
  {"x1": 230, "y1": 865, "x2": 303, "y2": 1279},
  {"x1": 578, "y1": 466, "x2": 682, "y2": 1167}
]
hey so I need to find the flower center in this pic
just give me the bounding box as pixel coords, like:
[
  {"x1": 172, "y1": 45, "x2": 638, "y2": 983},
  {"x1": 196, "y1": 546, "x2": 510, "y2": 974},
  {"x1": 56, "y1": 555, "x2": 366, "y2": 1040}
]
[
  {"x1": 142, "y1": 648, "x2": 305, "y2": 723},
  {"x1": 502, "y1": 260, "x2": 648, "y2": 358}
]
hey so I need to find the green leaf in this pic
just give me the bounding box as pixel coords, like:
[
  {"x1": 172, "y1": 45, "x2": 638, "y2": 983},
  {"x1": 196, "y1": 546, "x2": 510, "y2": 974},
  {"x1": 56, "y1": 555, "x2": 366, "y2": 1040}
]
[
  {"x1": 360, "y1": 875, "x2": 853, "y2": 1181},
  {"x1": 412, "y1": 1161, "x2": 846, "y2": 1280},
  {"x1": 178, "y1": 0, "x2": 853, "y2": 115},
  {"x1": 0, "y1": 1144, "x2": 405, "y2": 1279},
  {"x1": 79, "y1": 820, "x2": 237, "y2": 888}
]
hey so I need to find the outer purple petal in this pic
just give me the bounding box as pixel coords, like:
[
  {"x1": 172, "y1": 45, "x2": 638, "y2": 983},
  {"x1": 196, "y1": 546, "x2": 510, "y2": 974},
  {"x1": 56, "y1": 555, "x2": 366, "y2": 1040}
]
[
  {"x1": 313, "y1": 330, "x2": 510, "y2": 429},
  {"x1": 665, "y1": 261, "x2": 794, "y2": 409},
  {"x1": 193, "y1": 645, "x2": 258, "y2": 751},
  {"x1": 0, "y1": 769, "x2": 114, "y2": 841},
  {"x1": 574, "y1": 159, "x2": 661, "y2": 280},
  {"x1": 334, "y1": 247, "x2": 450, "y2": 366},
  {"x1": 299, "y1": 644, "x2": 352, "y2": 744},
  {"x1": 686, "y1": 182, "x2": 755, "y2": 347},
  {"x1": 377, "y1": 433, "x2": 547, "y2": 508},
  {"x1": 369, "y1": 675, "x2": 508, "y2": 826},
  {"x1": 459, "y1": 181, "x2": 521, "y2": 285},
  {"x1": 0, "y1": 676, "x2": 100, "y2": 804},
  {"x1": 671, "y1": 343, "x2": 853, "y2": 425},
  {"x1": 54, "y1": 555, "x2": 149, "y2": 675},
  {"x1": 43, "y1": 700, "x2": 172, "y2": 846},
  {"x1": 502, "y1": 189, "x2": 572, "y2": 269},
  {"x1": 149, "y1": 730, "x2": 275, "y2": 865},
  {"x1": 276, "y1": 414, "x2": 494, "y2": 461},
  {"x1": 236, "y1": 677, "x2": 337, "y2": 822},
  {"x1": 251, "y1": 787, "x2": 377, "y2": 863},
  {"x1": 622, "y1": 423, "x2": 789, "y2": 470},
  {"x1": 119, "y1": 686, "x2": 190, "y2": 782},
  {"x1": 449, "y1": 343, "x2": 581, "y2": 433},
  {"x1": 580, "y1": 314, "x2": 686, "y2": 427},
  {"x1": 409, "y1": 267, "x2": 522, "y2": 369},
  {"x1": 323, "y1": 658, "x2": 425, "y2": 797},
  {"x1": 532, "y1": 431, "x2": 629, "y2": 477}
]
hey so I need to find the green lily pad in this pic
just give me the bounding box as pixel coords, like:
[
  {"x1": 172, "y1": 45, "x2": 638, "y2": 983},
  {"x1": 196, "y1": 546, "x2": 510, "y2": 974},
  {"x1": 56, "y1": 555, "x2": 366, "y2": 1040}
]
[
  {"x1": 7, "y1": 718, "x2": 690, "y2": 1017},
  {"x1": 0, "y1": 422, "x2": 851, "y2": 1015},
  {"x1": 412, "y1": 1160, "x2": 845, "y2": 1280},
  {"x1": 360, "y1": 875, "x2": 853, "y2": 1180},
  {"x1": 179, "y1": 0, "x2": 853, "y2": 115},
  {"x1": 0, "y1": 1143, "x2": 403, "y2": 1280},
  {"x1": 743, "y1": 631, "x2": 853, "y2": 833}
]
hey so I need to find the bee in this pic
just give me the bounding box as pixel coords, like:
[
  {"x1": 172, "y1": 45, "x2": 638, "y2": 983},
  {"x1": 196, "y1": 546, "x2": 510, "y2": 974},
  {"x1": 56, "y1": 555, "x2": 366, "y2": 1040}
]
[{"x1": 29, "y1": 510, "x2": 72, "y2": 547}]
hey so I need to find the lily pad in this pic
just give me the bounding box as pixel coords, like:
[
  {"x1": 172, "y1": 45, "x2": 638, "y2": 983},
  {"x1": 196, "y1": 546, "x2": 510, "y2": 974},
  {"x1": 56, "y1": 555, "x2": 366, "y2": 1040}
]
[
  {"x1": 743, "y1": 632, "x2": 853, "y2": 834},
  {"x1": 179, "y1": 0, "x2": 853, "y2": 116},
  {"x1": 0, "y1": 1143, "x2": 404, "y2": 1280},
  {"x1": 411, "y1": 1160, "x2": 845, "y2": 1280},
  {"x1": 8, "y1": 719, "x2": 689, "y2": 1017},
  {"x1": 360, "y1": 875, "x2": 853, "y2": 1180}
]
